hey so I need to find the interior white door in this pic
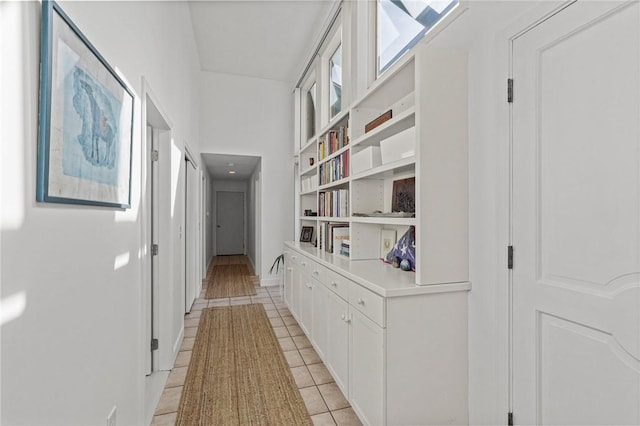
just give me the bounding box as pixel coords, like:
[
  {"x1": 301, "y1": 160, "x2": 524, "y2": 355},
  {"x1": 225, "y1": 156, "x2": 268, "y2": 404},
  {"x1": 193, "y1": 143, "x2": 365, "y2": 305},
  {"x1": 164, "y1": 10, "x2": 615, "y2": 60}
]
[
  {"x1": 511, "y1": 2, "x2": 640, "y2": 424},
  {"x1": 216, "y1": 191, "x2": 245, "y2": 255},
  {"x1": 185, "y1": 158, "x2": 198, "y2": 312}
]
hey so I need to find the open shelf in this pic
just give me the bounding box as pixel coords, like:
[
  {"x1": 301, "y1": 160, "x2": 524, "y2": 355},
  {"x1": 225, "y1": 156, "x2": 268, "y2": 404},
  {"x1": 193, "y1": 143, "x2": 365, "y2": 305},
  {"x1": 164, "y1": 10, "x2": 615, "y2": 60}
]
[
  {"x1": 318, "y1": 177, "x2": 349, "y2": 191},
  {"x1": 351, "y1": 156, "x2": 415, "y2": 181},
  {"x1": 318, "y1": 216, "x2": 351, "y2": 223},
  {"x1": 350, "y1": 107, "x2": 415, "y2": 149},
  {"x1": 350, "y1": 216, "x2": 415, "y2": 226}
]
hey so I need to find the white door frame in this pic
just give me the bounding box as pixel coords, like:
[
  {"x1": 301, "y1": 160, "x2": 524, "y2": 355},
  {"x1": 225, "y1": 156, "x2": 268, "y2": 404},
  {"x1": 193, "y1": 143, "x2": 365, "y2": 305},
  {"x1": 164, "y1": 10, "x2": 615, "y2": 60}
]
[
  {"x1": 141, "y1": 78, "x2": 179, "y2": 423},
  {"x1": 184, "y1": 145, "x2": 200, "y2": 312}
]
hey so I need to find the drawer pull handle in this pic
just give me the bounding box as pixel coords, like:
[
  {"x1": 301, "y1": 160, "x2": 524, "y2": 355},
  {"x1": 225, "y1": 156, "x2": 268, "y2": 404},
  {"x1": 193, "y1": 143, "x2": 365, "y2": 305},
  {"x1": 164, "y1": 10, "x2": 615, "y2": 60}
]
[
  {"x1": 301, "y1": 262, "x2": 307, "y2": 266},
  {"x1": 331, "y1": 282, "x2": 337, "y2": 287},
  {"x1": 313, "y1": 270, "x2": 319, "y2": 275},
  {"x1": 341, "y1": 314, "x2": 345, "y2": 320},
  {"x1": 357, "y1": 298, "x2": 365, "y2": 305},
  {"x1": 306, "y1": 284, "x2": 313, "y2": 289}
]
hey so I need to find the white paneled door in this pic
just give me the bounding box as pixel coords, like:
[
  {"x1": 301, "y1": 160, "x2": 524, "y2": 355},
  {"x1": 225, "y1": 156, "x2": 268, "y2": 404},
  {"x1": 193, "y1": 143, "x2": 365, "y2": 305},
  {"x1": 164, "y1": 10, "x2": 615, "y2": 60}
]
[
  {"x1": 512, "y1": 1, "x2": 640, "y2": 424},
  {"x1": 216, "y1": 191, "x2": 245, "y2": 255}
]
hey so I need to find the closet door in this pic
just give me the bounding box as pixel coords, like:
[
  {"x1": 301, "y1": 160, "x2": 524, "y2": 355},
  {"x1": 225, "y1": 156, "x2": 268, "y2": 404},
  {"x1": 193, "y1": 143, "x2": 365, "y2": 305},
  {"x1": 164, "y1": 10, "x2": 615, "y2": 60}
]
[{"x1": 512, "y1": 2, "x2": 640, "y2": 423}]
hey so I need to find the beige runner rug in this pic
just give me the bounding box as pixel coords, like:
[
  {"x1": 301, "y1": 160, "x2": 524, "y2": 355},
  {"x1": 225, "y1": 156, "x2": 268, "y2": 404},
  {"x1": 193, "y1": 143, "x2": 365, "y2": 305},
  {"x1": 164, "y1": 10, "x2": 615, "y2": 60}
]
[
  {"x1": 176, "y1": 304, "x2": 312, "y2": 425},
  {"x1": 205, "y1": 264, "x2": 257, "y2": 299}
]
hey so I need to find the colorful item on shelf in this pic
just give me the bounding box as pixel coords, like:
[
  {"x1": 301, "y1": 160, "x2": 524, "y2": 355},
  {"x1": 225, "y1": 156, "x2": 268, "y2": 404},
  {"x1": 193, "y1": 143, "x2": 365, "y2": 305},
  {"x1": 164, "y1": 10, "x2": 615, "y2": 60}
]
[{"x1": 383, "y1": 226, "x2": 416, "y2": 271}]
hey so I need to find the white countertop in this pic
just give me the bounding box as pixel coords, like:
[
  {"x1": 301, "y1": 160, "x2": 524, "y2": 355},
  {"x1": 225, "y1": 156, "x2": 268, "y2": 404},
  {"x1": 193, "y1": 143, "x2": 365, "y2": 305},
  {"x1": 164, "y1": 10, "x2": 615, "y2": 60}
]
[{"x1": 285, "y1": 241, "x2": 471, "y2": 298}]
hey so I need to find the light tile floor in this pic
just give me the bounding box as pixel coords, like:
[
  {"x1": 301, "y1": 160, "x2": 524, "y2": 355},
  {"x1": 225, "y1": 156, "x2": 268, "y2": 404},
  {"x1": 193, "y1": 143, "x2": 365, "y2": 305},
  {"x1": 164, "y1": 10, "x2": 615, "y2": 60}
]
[{"x1": 151, "y1": 285, "x2": 362, "y2": 426}]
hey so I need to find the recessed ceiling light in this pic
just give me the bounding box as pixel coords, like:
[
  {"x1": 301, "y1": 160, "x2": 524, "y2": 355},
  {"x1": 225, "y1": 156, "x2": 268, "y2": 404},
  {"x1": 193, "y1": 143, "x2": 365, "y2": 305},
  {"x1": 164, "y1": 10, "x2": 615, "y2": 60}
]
[
  {"x1": 228, "y1": 162, "x2": 235, "y2": 167},
  {"x1": 229, "y1": 170, "x2": 236, "y2": 174}
]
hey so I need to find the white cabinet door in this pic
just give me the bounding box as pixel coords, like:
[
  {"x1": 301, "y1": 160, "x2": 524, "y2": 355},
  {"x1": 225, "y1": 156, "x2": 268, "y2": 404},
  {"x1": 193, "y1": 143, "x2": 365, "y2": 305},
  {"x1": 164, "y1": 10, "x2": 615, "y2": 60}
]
[
  {"x1": 312, "y1": 280, "x2": 329, "y2": 359},
  {"x1": 512, "y1": 2, "x2": 640, "y2": 423},
  {"x1": 291, "y1": 263, "x2": 302, "y2": 320},
  {"x1": 283, "y1": 252, "x2": 294, "y2": 307},
  {"x1": 350, "y1": 309, "x2": 384, "y2": 426},
  {"x1": 326, "y1": 290, "x2": 350, "y2": 396},
  {"x1": 300, "y1": 272, "x2": 314, "y2": 335}
]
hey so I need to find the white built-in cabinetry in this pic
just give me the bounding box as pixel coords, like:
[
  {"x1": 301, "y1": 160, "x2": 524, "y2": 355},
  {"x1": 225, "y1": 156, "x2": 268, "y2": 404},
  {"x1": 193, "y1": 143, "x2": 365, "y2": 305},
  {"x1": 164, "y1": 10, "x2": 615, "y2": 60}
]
[
  {"x1": 284, "y1": 244, "x2": 470, "y2": 425},
  {"x1": 296, "y1": 43, "x2": 467, "y2": 286},
  {"x1": 292, "y1": 34, "x2": 470, "y2": 426}
]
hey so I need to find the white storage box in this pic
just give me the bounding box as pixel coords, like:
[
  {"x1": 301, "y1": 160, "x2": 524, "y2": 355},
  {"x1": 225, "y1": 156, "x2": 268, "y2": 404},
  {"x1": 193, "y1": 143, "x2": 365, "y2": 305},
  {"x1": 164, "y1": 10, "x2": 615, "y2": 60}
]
[
  {"x1": 351, "y1": 146, "x2": 381, "y2": 175},
  {"x1": 380, "y1": 126, "x2": 415, "y2": 164}
]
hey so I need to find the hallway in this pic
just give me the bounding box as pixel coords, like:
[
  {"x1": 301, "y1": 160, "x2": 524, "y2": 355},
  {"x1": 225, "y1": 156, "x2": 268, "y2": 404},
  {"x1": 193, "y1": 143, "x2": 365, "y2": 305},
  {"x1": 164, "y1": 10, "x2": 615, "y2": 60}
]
[{"x1": 150, "y1": 257, "x2": 361, "y2": 425}]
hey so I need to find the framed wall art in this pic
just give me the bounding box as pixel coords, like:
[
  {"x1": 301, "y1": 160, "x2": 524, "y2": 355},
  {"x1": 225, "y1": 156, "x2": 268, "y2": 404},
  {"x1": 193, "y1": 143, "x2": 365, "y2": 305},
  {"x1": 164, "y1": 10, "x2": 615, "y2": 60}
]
[
  {"x1": 37, "y1": 0, "x2": 134, "y2": 208},
  {"x1": 392, "y1": 177, "x2": 415, "y2": 213}
]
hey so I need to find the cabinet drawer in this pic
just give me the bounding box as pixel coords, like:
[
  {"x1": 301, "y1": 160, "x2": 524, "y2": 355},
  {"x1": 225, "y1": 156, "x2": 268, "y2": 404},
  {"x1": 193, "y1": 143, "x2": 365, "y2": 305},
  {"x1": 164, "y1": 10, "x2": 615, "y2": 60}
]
[
  {"x1": 349, "y1": 284, "x2": 385, "y2": 327},
  {"x1": 324, "y1": 269, "x2": 350, "y2": 300},
  {"x1": 298, "y1": 257, "x2": 314, "y2": 273},
  {"x1": 307, "y1": 261, "x2": 326, "y2": 283}
]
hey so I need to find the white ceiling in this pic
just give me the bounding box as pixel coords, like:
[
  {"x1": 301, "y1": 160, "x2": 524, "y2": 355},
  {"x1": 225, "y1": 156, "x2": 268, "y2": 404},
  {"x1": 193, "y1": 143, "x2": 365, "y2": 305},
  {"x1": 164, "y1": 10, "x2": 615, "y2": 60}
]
[
  {"x1": 188, "y1": 0, "x2": 337, "y2": 83},
  {"x1": 202, "y1": 153, "x2": 261, "y2": 180}
]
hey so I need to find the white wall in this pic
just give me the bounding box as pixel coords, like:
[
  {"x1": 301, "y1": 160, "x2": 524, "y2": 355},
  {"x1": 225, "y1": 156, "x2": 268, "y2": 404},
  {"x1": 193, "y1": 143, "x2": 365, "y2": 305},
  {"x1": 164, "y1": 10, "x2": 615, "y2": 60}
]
[
  {"x1": 200, "y1": 72, "x2": 295, "y2": 285},
  {"x1": 0, "y1": 1, "x2": 200, "y2": 424}
]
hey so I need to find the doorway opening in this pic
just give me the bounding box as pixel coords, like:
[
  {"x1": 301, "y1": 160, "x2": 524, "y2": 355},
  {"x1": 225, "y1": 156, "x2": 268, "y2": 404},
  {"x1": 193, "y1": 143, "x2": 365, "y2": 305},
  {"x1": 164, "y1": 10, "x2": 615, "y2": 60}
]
[{"x1": 201, "y1": 154, "x2": 262, "y2": 283}]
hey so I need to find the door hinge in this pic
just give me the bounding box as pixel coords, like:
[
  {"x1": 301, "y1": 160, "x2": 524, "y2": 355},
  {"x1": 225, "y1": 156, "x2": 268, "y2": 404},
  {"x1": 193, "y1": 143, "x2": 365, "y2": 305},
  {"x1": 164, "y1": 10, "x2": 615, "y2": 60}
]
[
  {"x1": 507, "y1": 78, "x2": 514, "y2": 103},
  {"x1": 151, "y1": 150, "x2": 159, "y2": 161},
  {"x1": 151, "y1": 244, "x2": 159, "y2": 256},
  {"x1": 508, "y1": 412, "x2": 514, "y2": 426},
  {"x1": 151, "y1": 338, "x2": 159, "y2": 351},
  {"x1": 508, "y1": 245, "x2": 514, "y2": 270}
]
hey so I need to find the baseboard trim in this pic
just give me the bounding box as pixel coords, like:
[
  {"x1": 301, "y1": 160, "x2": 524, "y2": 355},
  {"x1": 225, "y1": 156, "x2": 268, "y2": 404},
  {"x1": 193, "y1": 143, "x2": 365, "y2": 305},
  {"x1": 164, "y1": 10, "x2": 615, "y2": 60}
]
[{"x1": 260, "y1": 276, "x2": 281, "y2": 287}]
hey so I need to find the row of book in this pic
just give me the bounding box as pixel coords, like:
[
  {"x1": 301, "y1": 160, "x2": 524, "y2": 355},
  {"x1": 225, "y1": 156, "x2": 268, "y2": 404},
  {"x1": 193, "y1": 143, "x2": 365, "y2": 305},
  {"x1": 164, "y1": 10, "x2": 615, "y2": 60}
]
[
  {"x1": 318, "y1": 124, "x2": 349, "y2": 160},
  {"x1": 318, "y1": 189, "x2": 349, "y2": 217},
  {"x1": 319, "y1": 151, "x2": 349, "y2": 185},
  {"x1": 318, "y1": 222, "x2": 350, "y2": 256}
]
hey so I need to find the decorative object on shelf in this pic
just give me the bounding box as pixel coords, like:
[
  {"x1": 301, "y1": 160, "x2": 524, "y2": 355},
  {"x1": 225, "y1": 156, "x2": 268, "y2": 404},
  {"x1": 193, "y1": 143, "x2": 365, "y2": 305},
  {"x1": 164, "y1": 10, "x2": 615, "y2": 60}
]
[
  {"x1": 351, "y1": 146, "x2": 381, "y2": 175},
  {"x1": 384, "y1": 226, "x2": 416, "y2": 271},
  {"x1": 304, "y1": 209, "x2": 311, "y2": 216},
  {"x1": 365, "y1": 109, "x2": 393, "y2": 133},
  {"x1": 37, "y1": 0, "x2": 134, "y2": 208},
  {"x1": 309, "y1": 157, "x2": 315, "y2": 166},
  {"x1": 380, "y1": 126, "x2": 416, "y2": 164},
  {"x1": 392, "y1": 177, "x2": 416, "y2": 213},
  {"x1": 300, "y1": 226, "x2": 314, "y2": 243},
  {"x1": 400, "y1": 259, "x2": 411, "y2": 271},
  {"x1": 380, "y1": 229, "x2": 397, "y2": 258}
]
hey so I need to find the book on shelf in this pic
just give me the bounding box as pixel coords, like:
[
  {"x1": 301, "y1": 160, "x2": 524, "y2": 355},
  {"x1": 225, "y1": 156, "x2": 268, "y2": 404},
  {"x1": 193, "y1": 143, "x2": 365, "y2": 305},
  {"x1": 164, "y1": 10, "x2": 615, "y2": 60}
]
[
  {"x1": 319, "y1": 222, "x2": 349, "y2": 254},
  {"x1": 332, "y1": 227, "x2": 350, "y2": 256},
  {"x1": 340, "y1": 240, "x2": 351, "y2": 256},
  {"x1": 318, "y1": 189, "x2": 349, "y2": 217},
  {"x1": 318, "y1": 151, "x2": 349, "y2": 185},
  {"x1": 318, "y1": 124, "x2": 349, "y2": 160}
]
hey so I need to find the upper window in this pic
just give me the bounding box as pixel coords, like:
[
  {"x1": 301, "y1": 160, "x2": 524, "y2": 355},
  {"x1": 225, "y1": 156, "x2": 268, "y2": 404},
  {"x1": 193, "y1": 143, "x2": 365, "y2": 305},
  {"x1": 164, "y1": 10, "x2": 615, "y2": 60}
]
[
  {"x1": 305, "y1": 82, "x2": 317, "y2": 141},
  {"x1": 377, "y1": 0, "x2": 459, "y2": 74},
  {"x1": 329, "y1": 44, "x2": 343, "y2": 119}
]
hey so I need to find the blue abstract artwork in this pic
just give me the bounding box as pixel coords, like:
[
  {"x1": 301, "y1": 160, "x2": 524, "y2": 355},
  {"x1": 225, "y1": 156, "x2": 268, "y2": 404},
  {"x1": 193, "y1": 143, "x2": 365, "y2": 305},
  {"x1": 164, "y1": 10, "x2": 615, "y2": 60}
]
[
  {"x1": 62, "y1": 65, "x2": 121, "y2": 186},
  {"x1": 37, "y1": 1, "x2": 134, "y2": 208}
]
